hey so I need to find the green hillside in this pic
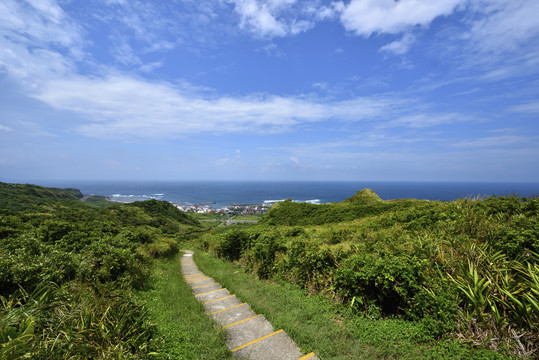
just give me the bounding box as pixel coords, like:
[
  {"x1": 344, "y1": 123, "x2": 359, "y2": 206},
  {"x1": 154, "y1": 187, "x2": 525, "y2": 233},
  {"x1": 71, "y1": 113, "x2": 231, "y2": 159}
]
[
  {"x1": 199, "y1": 190, "x2": 539, "y2": 359},
  {"x1": 0, "y1": 182, "x2": 202, "y2": 358},
  {"x1": 259, "y1": 189, "x2": 434, "y2": 226},
  {"x1": 0, "y1": 182, "x2": 85, "y2": 212}
]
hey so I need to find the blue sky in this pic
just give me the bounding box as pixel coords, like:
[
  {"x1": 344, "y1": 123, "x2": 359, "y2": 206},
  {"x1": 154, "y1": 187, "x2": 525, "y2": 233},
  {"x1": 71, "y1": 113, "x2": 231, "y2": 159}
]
[{"x1": 1, "y1": 0, "x2": 539, "y2": 182}]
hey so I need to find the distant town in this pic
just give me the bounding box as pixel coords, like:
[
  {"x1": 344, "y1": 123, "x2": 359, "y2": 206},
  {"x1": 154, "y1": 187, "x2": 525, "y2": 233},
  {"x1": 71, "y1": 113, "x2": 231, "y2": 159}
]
[{"x1": 173, "y1": 203, "x2": 270, "y2": 215}]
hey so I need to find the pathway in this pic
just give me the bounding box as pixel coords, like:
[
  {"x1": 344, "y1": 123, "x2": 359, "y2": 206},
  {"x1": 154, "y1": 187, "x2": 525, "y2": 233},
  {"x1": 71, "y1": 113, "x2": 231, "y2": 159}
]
[{"x1": 181, "y1": 251, "x2": 319, "y2": 360}]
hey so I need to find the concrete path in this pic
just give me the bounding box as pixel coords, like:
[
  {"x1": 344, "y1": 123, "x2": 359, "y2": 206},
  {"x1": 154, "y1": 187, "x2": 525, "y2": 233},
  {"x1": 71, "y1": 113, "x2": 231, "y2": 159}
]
[{"x1": 181, "y1": 251, "x2": 320, "y2": 360}]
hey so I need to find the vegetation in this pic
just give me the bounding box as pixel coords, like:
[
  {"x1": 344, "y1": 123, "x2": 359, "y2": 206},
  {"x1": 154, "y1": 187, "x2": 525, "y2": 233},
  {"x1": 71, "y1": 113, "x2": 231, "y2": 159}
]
[
  {"x1": 0, "y1": 182, "x2": 203, "y2": 359},
  {"x1": 82, "y1": 195, "x2": 117, "y2": 208},
  {"x1": 199, "y1": 190, "x2": 539, "y2": 358},
  {"x1": 2, "y1": 182, "x2": 537, "y2": 359},
  {"x1": 233, "y1": 214, "x2": 264, "y2": 221}
]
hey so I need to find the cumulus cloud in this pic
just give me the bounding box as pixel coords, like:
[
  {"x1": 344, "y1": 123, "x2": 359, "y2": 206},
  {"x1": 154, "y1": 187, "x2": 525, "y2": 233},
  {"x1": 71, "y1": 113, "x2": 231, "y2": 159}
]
[
  {"x1": 230, "y1": 0, "x2": 288, "y2": 37},
  {"x1": 228, "y1": 0, "x2": 339, "y2": 38},
  {"x1": 339, "y1": 0, "x2": 465, "y2": 36}
]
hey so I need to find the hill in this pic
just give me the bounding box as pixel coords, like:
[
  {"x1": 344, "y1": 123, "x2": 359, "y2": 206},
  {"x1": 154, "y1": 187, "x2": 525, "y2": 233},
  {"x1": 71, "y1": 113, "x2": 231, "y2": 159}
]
[
  {"x1": 0, "y1": 182, "x2": 85, "y2": 211},
  {"x1": 343, "y1": 188, "x2": 382, "y2": 204},
  {"x1": 259, "y1": 188, "x2": 434, "y2": 226},
  {"x1": 0, "y1": 182, "x2": 201, "y2": 358},
  {"x1": 201, "y1": 190, "x2": 539, "y2": 358}
]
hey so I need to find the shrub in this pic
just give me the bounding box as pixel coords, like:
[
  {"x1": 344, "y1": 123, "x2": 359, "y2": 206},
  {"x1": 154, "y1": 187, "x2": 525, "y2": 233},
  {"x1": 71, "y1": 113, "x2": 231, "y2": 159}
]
[
  {"x1": 334, "y1": 252, "x2": 427, "y2": 317},
  {"x1": 244, "y1": 233, "x2": 285, "y2": 279},
  {"x1": 214, "y1": 229, "x2": 251, "y2": 261},
  {"x1": 283, "y1": 237, "x2": 336, "y2": 291}
]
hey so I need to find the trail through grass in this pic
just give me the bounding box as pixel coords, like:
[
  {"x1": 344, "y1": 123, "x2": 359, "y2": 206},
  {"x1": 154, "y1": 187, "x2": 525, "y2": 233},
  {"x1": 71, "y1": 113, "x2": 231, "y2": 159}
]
[{"x1": 137, "y1": 253, "x2": 233, "y2": 360}]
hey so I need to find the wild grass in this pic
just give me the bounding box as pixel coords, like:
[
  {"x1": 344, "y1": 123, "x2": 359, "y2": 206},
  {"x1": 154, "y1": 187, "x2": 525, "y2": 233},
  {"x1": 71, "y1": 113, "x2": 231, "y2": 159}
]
[{"x1": 1, "y1": 282, "x2": 155, "y2": 359}]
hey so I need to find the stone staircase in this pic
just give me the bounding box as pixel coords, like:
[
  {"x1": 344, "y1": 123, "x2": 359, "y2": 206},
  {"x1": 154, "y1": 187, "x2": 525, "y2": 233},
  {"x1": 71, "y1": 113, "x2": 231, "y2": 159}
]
[{"x1": 181, "y1": 251, "x2": 319, "y2": 360}]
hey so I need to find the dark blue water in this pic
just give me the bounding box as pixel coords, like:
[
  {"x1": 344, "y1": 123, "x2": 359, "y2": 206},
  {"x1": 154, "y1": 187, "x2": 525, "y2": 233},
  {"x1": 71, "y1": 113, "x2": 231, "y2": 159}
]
[{"x1": 32, "y1": 180, "x2": 539, "y2": 208}]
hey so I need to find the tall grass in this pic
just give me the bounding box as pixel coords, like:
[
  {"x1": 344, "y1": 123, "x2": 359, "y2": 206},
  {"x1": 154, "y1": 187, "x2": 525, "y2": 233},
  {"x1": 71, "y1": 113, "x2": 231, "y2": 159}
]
[{"x1": 1, "y1": 282, "x2": 154, "y2": 359}]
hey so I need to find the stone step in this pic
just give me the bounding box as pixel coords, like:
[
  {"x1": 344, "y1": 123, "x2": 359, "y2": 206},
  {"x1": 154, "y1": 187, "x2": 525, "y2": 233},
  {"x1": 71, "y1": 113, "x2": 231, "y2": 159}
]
[
  {"x1": 225, "y1": 314, "x2": 275, "y2": 350},
  {"x1": 194, "y1": 287, "x2": 230, "y2": 302},
  {"x1": 204, "y1": 295, "x2": 243, "y2": 314},
  {"x1": 192, "y1": 282, "x2": 222, "y2": 294},
  {"x1": 210, "y1": 302, "x2": 259, "y2": 327},
  {"x1": 186, "y1": 278, "x2": 214, "y2": 286},
  {"x1": 232, "y1": 329, "x2": 305, "y2": 360}
]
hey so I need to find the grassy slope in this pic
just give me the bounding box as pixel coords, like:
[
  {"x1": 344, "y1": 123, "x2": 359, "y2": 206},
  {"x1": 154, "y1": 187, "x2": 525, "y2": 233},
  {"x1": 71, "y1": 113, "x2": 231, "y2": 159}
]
[
  {"x1": 194, "y1": 251, "x2": 510, "y2": 360},
  {"x1": 0, "y1": 182, "x2": 86, "y2": 212}
]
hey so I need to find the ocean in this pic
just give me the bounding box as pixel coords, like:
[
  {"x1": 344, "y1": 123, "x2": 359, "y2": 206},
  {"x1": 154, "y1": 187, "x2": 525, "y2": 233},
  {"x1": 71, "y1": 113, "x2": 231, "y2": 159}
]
[{"x1": 31, "y1": 180, "x2": 539, "y2": 208}]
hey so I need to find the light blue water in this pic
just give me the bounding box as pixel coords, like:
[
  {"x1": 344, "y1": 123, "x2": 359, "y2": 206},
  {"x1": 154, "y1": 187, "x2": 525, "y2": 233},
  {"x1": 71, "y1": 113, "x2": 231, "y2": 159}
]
[{"x1": 32, "y1": 180, "x2": 539, "y2": 208}]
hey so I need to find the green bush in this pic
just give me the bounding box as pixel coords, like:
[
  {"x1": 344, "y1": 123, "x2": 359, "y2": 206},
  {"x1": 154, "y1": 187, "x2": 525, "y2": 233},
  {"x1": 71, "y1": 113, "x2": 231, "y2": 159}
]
[
  {"x1": 283, "y1": 237, "x2": 336, "y2": 289},
  {"x1": 244, "y1": 233, "x2": 285, "y2": 279},
  {"x1": 214, "y1": 229, "x2": 251, "y2": 260},
  {"x1": 334, "y1": 252, "x2": 428, "y2": 317}
]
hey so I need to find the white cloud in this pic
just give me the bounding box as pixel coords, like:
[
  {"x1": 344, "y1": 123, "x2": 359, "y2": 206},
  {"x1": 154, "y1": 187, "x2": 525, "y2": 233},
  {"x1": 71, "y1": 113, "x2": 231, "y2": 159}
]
[
  {"x1": 139, "y1": 61, "x2": 164, "y2": 73},
  {"x1": 312, "y1": 82, "x2": 328, "y2": 90},
  {"x1": 231, "y1": 0, "x2": 288, "y2": 37},
  {"x1": 466, "y1": 0, "x2": 539, "y2": 57},
  {"x1": 258, "y1": 42, "x2": 287, "y2": 58},
  {"x1": 0, "y1": 0, "x2": 82, "y2": 83},
  {"x1": 0, "y1": 124, "x2": 13, "y2": 132},
  {"x1": 451, "y1": 135, "x2": 536, "y2": 148},
  {"x1": 26, "y1": 73, "x2": 407, "y2": 139},
  {"x1": 228, "y1": 0, "x2": 333, "y2": 38},
  {"x1": 384, "y1": 113, "x2": 471, "y2": 128},
  {"x1": 339, "y1": 0, "x2": 465, "y2": 36},
  {"x1": 379, "y1": 33, "x2": 416, "y2": 55},
  {"x1": 0, "y1": 0, "x2": 83, "y2": 48},
  {"x1": 433, "y1": 0, "x2": 539, "y2": 80},
  {"x1": 509, "y1": 101, "x2": 539, "y2": 114},
  {"x1": 109, "y1": 35, "x2": 141, "y2": 66},
  {"x1": 215, "y1": 148, "x2": 243, "y2": 166}
]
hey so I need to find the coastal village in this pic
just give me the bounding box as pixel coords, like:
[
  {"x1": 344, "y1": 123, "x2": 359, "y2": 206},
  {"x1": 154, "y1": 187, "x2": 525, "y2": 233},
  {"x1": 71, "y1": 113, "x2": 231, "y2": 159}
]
[{"x1": 173, "y1": 202, "x2": 270, "y2": 215}]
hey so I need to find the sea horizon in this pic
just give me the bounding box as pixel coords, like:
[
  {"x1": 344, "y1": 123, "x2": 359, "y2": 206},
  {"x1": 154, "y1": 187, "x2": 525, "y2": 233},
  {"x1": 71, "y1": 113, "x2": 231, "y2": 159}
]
[{"x1": 8, "y1": 179, "x2": 539, "y2": 209}]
